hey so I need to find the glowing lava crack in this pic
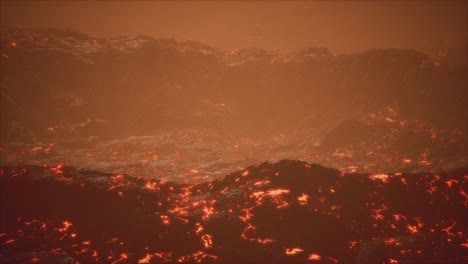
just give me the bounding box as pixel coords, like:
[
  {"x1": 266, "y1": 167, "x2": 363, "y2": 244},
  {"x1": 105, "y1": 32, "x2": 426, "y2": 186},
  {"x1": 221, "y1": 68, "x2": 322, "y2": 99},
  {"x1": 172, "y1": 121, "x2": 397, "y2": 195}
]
[{"x1": 1, "y1": 160, "x2": 467, "y2": 263}]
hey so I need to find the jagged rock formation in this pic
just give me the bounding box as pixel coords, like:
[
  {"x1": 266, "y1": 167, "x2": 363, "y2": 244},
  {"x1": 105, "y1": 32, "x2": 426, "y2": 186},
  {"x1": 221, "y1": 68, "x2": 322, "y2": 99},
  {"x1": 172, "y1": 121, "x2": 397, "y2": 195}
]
[{"x1": 1, "y1": 28, "x2": 466, "y2": 140}]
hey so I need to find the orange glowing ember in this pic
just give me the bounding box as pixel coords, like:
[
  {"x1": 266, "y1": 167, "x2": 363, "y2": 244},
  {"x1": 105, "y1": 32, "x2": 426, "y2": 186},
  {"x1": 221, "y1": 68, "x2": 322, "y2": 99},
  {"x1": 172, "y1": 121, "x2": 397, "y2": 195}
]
[
  {"x1": 3, "y1": 239, "x2": 15, "y2": 245},
  {"x1": 145, "y1": 181, "x2": 158, "y2": 190},
  {"x1": 384, "y1": 238, "x2": 402, "y2": 246},
  {"x1": 30, "y1": 146, "x2": 43, "y2": 152},
  {"x1": 56, "y1": 221, "x2": 72, "y2": 232},
  {"x1": 407, "y1": 224, "x2": 419, "y2": 234},
  {"x1": 285, "y1": 247, "x2": 304, "y2": 255},
  {"x1": 297, "y1": 193, "x2": 309, "y2": 205},
  {"x1": 265, "y1": 189, "x2": 290, "y2": 196},
  {"x1": 138, "y1": 253, "x2": 152, "y2": 263},
  {"x1": 254, "y1": 180, "x2": 270, "y2": 186},
  {"x1": 369, "y1": 174, "x2": 389, "y2": 183},
  {"x1": 202, "y1": 206, "x2": 216, "y2": 220},
  {"x1": 51, "y1": 163, "x2": 65, "y2": 175},
  {"x1": 160, "y1": 215, "x2": 170, "y2": 225},
  {"x1": 419, "y1": 160, "x2": 431, "y2": 166},
  {"x1": 308, "y1": 254, "x2": 322, "y2": 261},
  {"x1": 201, "y1": 234, "x2": 213, "y2": 248},
  {"x1": 111, "y1": 253, "x2": 128, "y2": 264},
  {"x1": 445, "y1": 179, "x2": 458, "y2": 187},
  {"x1": 255, "y1": 238, "x2": 274, "y2": 244}
]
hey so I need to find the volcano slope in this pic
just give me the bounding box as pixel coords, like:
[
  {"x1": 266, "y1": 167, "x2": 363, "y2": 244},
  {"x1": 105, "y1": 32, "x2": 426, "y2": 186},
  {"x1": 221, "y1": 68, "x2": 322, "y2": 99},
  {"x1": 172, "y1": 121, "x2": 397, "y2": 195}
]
[
  {"x1": 1, "y1": 28, "x2": 466, "y2": 183},
  {"x1": 1, "y1": 160, "x2": 466, "y2": 263},
  {"x1": 1, "y1": 28, "x2": 466, "y2": 141}
]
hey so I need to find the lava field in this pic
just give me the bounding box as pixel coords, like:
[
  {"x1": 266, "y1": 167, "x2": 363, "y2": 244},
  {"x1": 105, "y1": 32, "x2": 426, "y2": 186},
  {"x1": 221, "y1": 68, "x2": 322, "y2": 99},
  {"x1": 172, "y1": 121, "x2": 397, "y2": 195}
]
[
  {"x1": 1, "y1": 160, "x2": 467, "y2": 263},
  {"x1": 1, "y1": 17, "x2": 467, "y2": 264}
]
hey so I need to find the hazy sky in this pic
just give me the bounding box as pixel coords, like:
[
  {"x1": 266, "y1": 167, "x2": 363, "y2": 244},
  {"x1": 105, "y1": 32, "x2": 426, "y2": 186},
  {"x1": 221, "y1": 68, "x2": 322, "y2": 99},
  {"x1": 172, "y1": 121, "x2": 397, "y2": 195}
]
[{"x1": 1, "y1": 1, "x2": 467, "y2": 54}]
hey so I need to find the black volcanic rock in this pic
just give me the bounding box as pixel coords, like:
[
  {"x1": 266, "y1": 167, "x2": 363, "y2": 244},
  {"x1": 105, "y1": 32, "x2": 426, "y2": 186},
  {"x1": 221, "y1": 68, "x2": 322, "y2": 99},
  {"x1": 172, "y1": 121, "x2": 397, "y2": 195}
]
[{"x1": 1, "y1": 160, "x2": 466, "y2": 263}]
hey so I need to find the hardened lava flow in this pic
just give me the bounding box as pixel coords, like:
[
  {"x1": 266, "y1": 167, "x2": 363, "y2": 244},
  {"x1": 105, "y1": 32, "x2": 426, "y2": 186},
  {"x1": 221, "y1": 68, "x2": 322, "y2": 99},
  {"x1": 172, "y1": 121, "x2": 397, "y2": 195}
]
[{"x1": 1, "y1": 160, "x2": 466, "y2": 263}]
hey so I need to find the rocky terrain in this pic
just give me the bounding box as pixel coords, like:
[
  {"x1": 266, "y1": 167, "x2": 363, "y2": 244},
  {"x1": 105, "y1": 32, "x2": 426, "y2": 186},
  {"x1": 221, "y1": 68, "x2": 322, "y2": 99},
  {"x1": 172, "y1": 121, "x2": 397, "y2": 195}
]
[
  {"x1": 0, "y1": 28, "x2": 467, "y2": 263},
  {"x1": 1, "y1": 160, "x2": 467, "y2": 263},
  {"x1": 1, "y1": 28, "x2": 466, "y2": 180}
]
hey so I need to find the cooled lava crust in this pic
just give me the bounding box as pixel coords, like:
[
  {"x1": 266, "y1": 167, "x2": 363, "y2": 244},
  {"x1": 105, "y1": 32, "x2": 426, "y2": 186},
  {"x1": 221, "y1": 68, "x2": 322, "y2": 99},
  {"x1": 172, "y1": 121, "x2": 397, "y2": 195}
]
[{"x1": 1, "y1": 160, "x2": 467, "y2": 263}]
